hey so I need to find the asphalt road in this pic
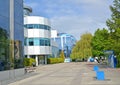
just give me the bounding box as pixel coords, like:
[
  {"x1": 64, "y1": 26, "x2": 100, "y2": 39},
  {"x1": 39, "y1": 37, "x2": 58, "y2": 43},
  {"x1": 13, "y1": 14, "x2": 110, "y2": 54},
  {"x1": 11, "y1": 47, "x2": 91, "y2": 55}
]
[{"x1": 8, "y1": 62, "x2": 120, "y2": 85}]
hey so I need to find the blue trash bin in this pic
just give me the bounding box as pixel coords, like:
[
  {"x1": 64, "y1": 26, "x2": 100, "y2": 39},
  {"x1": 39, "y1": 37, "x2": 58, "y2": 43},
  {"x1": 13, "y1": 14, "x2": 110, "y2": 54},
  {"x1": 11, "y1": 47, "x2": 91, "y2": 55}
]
[
  {"x1": 90, "y1": 58, "x2": 94, "y2": 62},
  {"x1": 96, "y1": 71, "x2": 105, "y2": 80}
]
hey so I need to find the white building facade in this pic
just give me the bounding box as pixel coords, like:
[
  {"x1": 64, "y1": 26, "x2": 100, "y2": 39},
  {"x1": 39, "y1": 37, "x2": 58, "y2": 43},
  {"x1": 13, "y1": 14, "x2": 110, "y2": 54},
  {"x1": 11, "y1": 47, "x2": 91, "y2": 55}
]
[
  {"x1": 24, "y1": 16, "x2": 52, "y2": 66},
  {"x1": 51, "y1": 29, "x2": 57, "y2": 38}
]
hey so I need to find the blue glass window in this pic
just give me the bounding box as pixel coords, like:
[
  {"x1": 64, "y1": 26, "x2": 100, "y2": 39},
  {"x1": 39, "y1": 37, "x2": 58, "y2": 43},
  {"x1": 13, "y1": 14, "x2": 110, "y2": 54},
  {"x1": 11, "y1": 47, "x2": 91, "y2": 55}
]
[
  {"x1": 40, "y1": 38, "x2": 45, "y2": 46},
  {"x1": 44, "y1": 25, "x2": 47, "y2": 30},
  {"x1": 48, "y1": 39, "x2": 51, "y2": 46},
  {"x1": 25, "y1": 38, "x2": 51, "y2": 46},
  {"x1": 27, "y1": 24, "x2": 33, "y2": 29},
  {"x1": 37, "y1": 24, "x2": 42, "y2": 29},
  {"x1": 34, "y1": 24, "x2": 39, "y2": 28},
  {"x1": 29, "y1": 38, "x2": 34, "y2": 46},
  {"x1": 45, "y1": 38, "x2": 50, "y2": 46},
  {"x1": 34, "y1": 38, "x2": 39, "y2": 45},
  {"x1": 24, "y1": 38, "x2": 27, "y2": 45},
  {"x1": 24, "y1": 24, "x2": 51, "y2": 30}
]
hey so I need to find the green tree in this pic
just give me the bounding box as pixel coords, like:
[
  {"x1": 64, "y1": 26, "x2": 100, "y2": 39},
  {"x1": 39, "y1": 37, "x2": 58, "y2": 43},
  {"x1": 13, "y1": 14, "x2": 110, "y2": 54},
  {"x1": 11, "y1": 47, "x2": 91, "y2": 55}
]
[
  {"x1": 91, "y1": 0, "x2": 120, "y2": 67},
  {"x1": 71, "y1": 33, "x2": 92, "y2": 61},
  {"x1": 59, "y1": 51, "x2": 65, "y2": 61},
  {"x1": 106, "y1": 0, "x2": 120, "y2": 55},
  {"x1": 106, "y1": 0, "x2": 120, "y2": 33},
  {"x1": 92, "y1": 28, "x2": 110, "y2": 56}
]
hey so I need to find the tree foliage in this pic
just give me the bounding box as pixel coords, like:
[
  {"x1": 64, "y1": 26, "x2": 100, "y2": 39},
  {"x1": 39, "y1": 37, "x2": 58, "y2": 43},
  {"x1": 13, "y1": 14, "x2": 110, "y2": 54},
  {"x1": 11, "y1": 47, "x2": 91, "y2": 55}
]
[
  {"x1": 70, "y1": 0, "x2": 120, "y2": 66},
  {"x1": 70, "y1": 33, "x2": 92, "y2": 61},
  {"x1": 106, "y1": 0, "x2": 120, "y2": 55},
  {"x1": 91, "y1": 0, "x2": 120, "y2": 67},
  {"x1": 92, "y1": 0, "x2": 120, "y2": 56},
  {"x1": 0, "y1": 27, "x2": 9, "y2": 61},
  {"x1": 92, "y1": 28, "x2": 110, "y2": 56},
  {"x1": 0, "y1": 27, "x2": 9, "y2": 49},
  {"x1": 106, "y1": 0, "x2": 120, "y2": 32}
]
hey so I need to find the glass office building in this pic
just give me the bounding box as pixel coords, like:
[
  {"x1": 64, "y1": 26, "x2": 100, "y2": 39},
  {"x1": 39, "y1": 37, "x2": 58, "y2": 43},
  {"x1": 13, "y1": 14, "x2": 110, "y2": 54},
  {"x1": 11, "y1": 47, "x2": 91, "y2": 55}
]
[
  {"x1": 0, "y1": 0, "x2": 24, "y2": 71},
  {"x1": 51, "y1": 40, "x2": 59, "y2": 58},
  {"x1": 52, "y1": 33, "x2": 76, "y2": 58}
]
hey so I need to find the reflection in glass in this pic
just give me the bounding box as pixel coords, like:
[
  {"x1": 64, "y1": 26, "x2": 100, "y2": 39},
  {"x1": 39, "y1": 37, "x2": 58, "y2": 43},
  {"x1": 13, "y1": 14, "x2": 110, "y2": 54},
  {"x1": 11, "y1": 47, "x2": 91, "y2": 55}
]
[
  {"x1": 0, "y1": 27, "x2": 9, "y2": 71},
  {"x1": 0, "y1": 0, "x2": 24, "y2": 71}
]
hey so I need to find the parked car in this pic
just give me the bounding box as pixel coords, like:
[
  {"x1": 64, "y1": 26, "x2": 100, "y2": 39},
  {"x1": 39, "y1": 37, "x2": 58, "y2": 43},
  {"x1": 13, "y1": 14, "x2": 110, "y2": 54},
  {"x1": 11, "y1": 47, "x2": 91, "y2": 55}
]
[{"x1": 64, "y1": 58, "x2": 71, "y2": 63}]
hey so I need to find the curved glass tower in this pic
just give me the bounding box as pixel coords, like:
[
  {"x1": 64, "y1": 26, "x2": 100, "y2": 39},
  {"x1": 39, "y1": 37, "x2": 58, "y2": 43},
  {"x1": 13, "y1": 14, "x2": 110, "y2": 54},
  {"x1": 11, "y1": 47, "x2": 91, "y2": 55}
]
[{"x1": 52, "y1": 33, "x2": 76, "y2": 58}]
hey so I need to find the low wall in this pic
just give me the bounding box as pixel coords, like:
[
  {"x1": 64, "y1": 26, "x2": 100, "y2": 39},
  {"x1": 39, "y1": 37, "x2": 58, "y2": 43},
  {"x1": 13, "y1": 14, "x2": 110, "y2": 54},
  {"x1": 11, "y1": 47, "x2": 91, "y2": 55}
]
[{"x1": 0, "y1": 68, "x2": 25, "y2": 81}]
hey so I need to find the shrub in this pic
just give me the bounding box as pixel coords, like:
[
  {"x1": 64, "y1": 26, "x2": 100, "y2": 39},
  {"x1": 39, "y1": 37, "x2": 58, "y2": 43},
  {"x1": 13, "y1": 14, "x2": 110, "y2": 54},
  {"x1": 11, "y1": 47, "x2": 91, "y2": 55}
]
[
  {"x1": 57, "y1": 58, "x2": 64, "y2": 63},
  {"x1": 24, "y1": 58, "x2": 36, "y2": 66},
  {"x1": 24, "y1": 58, "x2": 29, "y2": 66},
  {"x1": 47, "y1": 58, "x2": 64, "y2": 64}
]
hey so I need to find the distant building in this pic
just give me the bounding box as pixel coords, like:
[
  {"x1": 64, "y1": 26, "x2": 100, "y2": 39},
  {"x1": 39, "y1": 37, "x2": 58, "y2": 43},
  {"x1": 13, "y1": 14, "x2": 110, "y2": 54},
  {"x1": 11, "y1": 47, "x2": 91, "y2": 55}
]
[
  {"x1": 0, "y1": 0, "x2": 24, "y2": 71},
  {"x1": 51, "y1": 40, "x2": 59, "y2": 58},
  {"x1": 24, "y1": 5, "x2": 32, "y2": 16},
  {"x1": 51, "y1": 31, "x2": 76, "y2": 58}
]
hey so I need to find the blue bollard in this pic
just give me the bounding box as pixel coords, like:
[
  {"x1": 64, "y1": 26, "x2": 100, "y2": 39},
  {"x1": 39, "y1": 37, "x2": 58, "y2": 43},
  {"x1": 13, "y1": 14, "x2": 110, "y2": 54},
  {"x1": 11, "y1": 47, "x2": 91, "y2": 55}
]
[
  {"x1": 93, "y1": 66, "x2": 99, "y2": 71},
  {"x1": 96, "y1": 71, "x2": 105, "y2": 80}
]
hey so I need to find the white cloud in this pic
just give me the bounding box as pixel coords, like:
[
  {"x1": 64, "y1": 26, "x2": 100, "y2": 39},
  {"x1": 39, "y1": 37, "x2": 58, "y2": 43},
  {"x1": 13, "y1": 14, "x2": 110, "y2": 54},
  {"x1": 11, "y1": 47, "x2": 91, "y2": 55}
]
[
  {"x1": 50, "y1": 0, "x2": 113, "y2": 39},
  {"x1": 51, "y1": 15, "x2": 106, "y2": 40},
  {"x1": 25, "y1": 0, "x2": 113, "y2": 40}
]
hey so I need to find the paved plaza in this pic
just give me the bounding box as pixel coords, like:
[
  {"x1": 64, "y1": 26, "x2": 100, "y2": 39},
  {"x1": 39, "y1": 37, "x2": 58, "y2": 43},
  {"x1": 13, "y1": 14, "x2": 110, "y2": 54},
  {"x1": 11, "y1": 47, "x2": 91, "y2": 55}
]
[{"x1": 8, "y1": 62, "x2": 120, "y2": 85}]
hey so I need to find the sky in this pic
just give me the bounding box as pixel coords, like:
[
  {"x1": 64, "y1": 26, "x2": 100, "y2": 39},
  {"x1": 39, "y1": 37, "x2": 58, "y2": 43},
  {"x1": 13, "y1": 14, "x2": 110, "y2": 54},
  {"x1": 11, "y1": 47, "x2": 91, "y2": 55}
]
[{"x1": 24, "y1": 0, "x2": 114, "y2": 40}]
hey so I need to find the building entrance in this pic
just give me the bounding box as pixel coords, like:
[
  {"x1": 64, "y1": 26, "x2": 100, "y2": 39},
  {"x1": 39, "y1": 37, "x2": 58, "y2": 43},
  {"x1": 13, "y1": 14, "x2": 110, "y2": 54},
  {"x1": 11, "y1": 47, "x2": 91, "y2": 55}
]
[{"x1": 38, "y1": 55, "x2": 45, "y2": 64}]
